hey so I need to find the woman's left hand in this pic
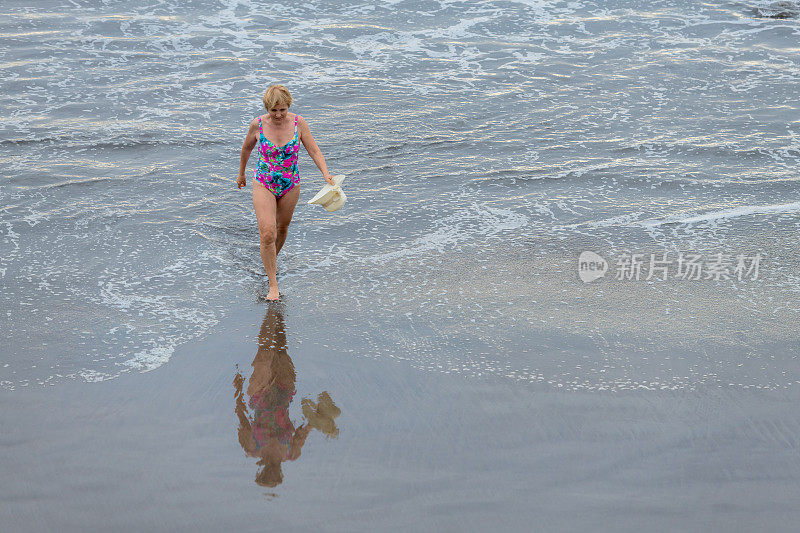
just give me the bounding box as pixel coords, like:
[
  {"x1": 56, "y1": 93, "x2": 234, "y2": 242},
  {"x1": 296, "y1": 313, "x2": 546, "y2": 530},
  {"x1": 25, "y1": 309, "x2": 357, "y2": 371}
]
[{"x1": 323, "y1": 174, "x2": 335, "y2": 186}]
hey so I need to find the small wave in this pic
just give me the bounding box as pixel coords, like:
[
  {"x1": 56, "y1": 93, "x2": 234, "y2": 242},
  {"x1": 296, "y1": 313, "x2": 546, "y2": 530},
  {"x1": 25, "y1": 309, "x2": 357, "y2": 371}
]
[
  {"x1": 0, "y1": 136, "x2": 225, "y2": 149},
  {"x1": 751, "y1": 1, "x2": 800, "y2": 19},
  {"x1": 20, "y1": 176, "x2": 120, "y2": 190},
  {"x1": 359, "y1": 137, "x2": 472, "y2": 158},
  {"x1": 612, "y1": 140, "x2": 800, "y2": 162},
  {"x1": 639, "y1": 201, "x2": 800, "y2": 227}
]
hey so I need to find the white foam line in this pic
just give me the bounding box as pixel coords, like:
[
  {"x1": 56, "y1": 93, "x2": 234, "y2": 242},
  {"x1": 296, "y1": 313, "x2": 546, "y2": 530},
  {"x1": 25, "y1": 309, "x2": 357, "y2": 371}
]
[
  {"x1": 639, "y1": 201, "x2": 800, "y2": 227},
  {"x1": 364, "y1": 203, "x2": 529, "y2": 264},
  {"x1": 559, "y1": 212, "x2": 645, "y2": 229}
]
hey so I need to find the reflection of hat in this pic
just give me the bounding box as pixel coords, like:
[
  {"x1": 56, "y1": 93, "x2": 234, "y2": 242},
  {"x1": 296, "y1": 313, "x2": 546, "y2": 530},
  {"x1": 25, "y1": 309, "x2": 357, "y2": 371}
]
[
  {"x1": 307, "y1": 174, "x2": 347, "y2": 212},
  {"x1": 302, "y1": 391, "x2": 341, "y2": 438}
]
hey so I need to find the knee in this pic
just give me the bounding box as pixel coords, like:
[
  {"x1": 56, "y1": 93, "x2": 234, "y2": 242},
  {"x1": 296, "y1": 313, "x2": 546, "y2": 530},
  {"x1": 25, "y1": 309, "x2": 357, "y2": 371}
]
[
  {"x1": 276, "y1": 223, "x2": 290, "y2": 235},
  {"x1": 259, "y1": 225, "x2": 277, "y2": 245}
]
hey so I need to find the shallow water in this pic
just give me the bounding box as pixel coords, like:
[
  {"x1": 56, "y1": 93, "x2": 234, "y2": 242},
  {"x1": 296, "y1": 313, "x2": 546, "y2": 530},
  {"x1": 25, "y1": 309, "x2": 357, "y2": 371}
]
[{"x1": 2, "y1": 0, "x2": 799, "y2": 391}]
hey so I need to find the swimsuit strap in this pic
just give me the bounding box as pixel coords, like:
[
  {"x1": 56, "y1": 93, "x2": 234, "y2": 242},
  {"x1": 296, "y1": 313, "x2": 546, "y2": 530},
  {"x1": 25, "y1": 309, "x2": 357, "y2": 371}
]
[
  {"x1": 294, "y1": 114, "x2": 301, "y2": 142},
  {"x1": 258, "y1": 116, "x2": 263, "y2": 135}
]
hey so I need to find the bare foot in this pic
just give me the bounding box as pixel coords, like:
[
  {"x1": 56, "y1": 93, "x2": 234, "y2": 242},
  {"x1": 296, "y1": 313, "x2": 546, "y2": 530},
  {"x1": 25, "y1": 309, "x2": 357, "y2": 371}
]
[{"x1": 266, "y1": 285, "x2": 280, "y2": 301}]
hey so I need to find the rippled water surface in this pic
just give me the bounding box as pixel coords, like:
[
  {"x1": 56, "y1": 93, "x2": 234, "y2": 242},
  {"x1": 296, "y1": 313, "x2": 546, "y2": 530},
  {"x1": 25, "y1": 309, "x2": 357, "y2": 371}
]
[{"x1": 2, "y1": 0, "x2": 800, "y2": 392}]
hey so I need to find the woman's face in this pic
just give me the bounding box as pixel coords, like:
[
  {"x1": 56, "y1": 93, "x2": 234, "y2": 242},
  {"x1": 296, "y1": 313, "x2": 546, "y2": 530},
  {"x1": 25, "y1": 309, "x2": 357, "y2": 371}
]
[{"x1": 268, "y1": 103, "x2": 289, "y2": 122}]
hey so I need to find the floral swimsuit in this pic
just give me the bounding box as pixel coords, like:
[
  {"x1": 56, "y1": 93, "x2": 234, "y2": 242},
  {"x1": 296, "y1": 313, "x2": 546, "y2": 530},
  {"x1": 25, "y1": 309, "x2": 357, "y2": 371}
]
[
  {"x1": 254, "y1": 114, "x2": 301, "y2": 198},
  {"x1": 249, "y1": 382, "x2": 296, "y2": 459}
]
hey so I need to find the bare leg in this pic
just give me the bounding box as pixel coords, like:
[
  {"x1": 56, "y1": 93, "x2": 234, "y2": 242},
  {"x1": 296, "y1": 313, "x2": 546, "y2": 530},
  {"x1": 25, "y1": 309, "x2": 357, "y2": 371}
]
[
  {"x1": 275, "y1": 186, "x2": 300, "y2": 257},
  {"x1": 253, "y1": 182, "x2": 279, "y2": 300},
  {"x1": 253, "y1": 183, "x2": 300, "y2": 301}
]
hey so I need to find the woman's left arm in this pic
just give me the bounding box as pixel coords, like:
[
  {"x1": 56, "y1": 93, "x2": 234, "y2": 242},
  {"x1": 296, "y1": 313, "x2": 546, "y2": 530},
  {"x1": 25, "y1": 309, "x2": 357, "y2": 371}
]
[{"x1": 298, "y1": 116, "x2": 335, "y2": 186}]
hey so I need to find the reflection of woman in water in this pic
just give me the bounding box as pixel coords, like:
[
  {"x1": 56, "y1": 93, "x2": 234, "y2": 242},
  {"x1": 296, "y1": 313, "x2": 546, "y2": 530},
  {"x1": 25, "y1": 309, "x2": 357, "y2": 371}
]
[{"x1": 234, "y1": 304, "x2": 340, "y2": 487}]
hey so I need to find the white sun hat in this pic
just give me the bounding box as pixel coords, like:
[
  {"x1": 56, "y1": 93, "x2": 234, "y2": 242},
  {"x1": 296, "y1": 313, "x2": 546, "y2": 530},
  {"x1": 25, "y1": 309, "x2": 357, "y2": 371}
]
[{"x1": 307, "y1": 174, "x2": 347, "y2": 212}]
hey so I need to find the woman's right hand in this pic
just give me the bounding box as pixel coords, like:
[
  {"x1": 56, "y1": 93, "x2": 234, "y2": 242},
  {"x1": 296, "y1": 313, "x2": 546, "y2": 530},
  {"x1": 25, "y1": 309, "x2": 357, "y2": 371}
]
[{"x1": 237, "y1": 175, "x2": 247, "y2": 189}]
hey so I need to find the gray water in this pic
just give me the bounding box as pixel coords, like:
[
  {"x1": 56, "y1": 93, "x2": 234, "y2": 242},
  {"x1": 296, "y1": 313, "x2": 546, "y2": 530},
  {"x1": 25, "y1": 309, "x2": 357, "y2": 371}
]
[{"x1": 2, "y1": 1, "x2": 800, "y2": 401}]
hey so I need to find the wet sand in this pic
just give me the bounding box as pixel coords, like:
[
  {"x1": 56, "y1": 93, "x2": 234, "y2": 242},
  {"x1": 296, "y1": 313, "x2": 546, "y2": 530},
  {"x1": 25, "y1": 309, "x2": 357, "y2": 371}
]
[{"x1": 3, "y1": 297, "x2": 800, "y2": 532}]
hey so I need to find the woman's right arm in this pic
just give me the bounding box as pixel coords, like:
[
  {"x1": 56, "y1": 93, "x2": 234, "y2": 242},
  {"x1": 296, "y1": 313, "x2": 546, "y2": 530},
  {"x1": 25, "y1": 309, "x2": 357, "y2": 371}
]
[
  {"x1": 287, "y1": 424, "x2": 311, "y2": 461},
  {"x1": 234, "y1": 373, "x2": 255, "y2": 453},
  {"x1": 237, "y1": 118, "x2": 259, "y2": 188}
]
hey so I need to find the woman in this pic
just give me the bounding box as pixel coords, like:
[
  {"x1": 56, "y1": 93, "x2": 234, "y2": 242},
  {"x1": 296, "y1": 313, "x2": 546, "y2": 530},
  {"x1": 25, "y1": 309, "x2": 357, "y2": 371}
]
[{"x1": 237, "y1": 84, "x2": 335, "y2": 301}]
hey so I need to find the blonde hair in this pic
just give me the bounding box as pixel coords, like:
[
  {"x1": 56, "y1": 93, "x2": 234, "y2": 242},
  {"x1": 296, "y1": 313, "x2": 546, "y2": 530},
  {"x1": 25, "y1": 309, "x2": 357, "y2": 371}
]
[
  {"x1": 255, "y1": 458, "x2": 283, "y2": 487},
  {"x1": 262, "y1": 84, "x2": 293, "y2": 110}
]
